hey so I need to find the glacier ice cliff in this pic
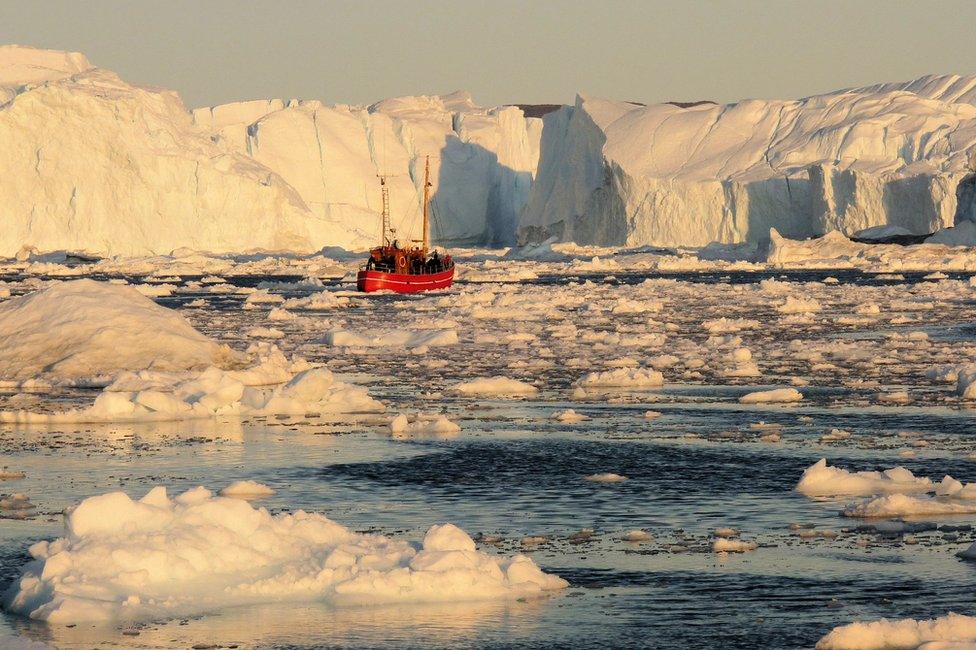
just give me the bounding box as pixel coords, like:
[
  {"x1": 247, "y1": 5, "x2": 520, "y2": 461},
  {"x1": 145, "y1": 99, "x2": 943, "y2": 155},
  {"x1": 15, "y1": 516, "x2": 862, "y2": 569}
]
[
  {"x1": 192, "y1": 91, "x2": 542, "y2": 248},
  {"x1": 0, "y1": 46, "x2": 542, "y2": 256},
  {"x1": 519, "y1": 77, "x2": 976, "y2": 246},
  {"x1": 3, "y1": 44, "x2": 976, "y2": 255},
  {"x1": 0, "y1": 46, "x2": 320, "y2": 257}
]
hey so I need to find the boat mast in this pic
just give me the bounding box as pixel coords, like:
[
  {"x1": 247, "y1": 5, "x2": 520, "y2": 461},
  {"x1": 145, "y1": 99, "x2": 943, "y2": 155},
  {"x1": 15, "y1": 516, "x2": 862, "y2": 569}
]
[
  {"x1": 422, "y1": 156, "x2": 431, "y2": 255},
  {"x1": 378, "y1": 175, "x2": 390, "y2": 247}
]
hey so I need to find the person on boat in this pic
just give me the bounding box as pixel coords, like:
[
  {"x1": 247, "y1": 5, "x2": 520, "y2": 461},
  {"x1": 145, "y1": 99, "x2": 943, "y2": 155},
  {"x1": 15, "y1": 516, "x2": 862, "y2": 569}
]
[{"x1": 430, "y1": 250, "x2": 440, "y2": 272}]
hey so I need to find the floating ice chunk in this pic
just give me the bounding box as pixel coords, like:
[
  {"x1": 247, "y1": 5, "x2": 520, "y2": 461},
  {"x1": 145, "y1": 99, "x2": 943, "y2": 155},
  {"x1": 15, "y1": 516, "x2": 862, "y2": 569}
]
[
  {"x1": 612, "y1": 298, "x2": 663, "y2": 314},
  {"x1": 0, "y1": 493, "x2": 34, "y2": 511},
  {"x1": 0, "y1": 280, "x2": 238, "y2": 384},
  {"x1": 796, "y1": 459, "x2": 933, "y2": 497},
  {"x1": 219, "y1": 480, "x2": 276, "y2": 499},
  {"x1": 620, "y1": 530, "x2": 651, "y2": 542},
  {"x1": 777, "y1": 297, "x2": 822, "y2": 314},
  {"x1": 584, "y1": 473, "x2": 628, "y2": 483},
  {"x1": 877, "y1": 391, "x2": 911, "y2": 404},
  {"x1": 648, "y1": 355, "x2": 680, "y2": 370},
  {"x1": 644, "y1": 410, "x2": 662, "y2": 419},
  {"x1": 577, "y1": 368, "x2": 663, "y2": 388},
  {"x1": 956, "y1": 541, "x2": 976, "y2": 560},
  {"x1": 955, "y1": 364, "x2": 976, "y2": 399},
  {"x1": 326, "y1": 329, "x2": 458, "y2": 349},
  {"x1": 702, "y1": 318, "x2": 761, "y2": 334},
  {"x1": 133, "y1": 283, "x2": 177, "y2": 297},
  {"x1": 713, "y1": 538, "x2": 756, "y2": 553},
  {"x1": 738, "y1": 388, "x2": 803, "y2": 404},
  {"x1": 843, "y1": 492, "x2": 976, "y2": 518},
  {"x1": 243, "y1": 289, "x2": 285, "y2": 307},
  {"x1": 0, "y1": 359, "x2": 383, "y2": 423},
  {"x1": 854, "y1": 303, "x2": 881, "y2": 316},
  {"x1": 453, "y1": 377, "x2": 538, "y2": 396},
  {"x1": 816, "y1": 612, "x2": 976, "y2": 650},
  {"x1": 283, "y1": 291, "x2": 351, "y2": 310},
  {"x1": 820, "y1": 429, "x2": 852, "y2": 443},
  {"x1": 730, "y1": 348, "x2": 752, "y2": 362},
  {"x1": 2, "y1": 487, "x2": 567, "y2": 624},
  {"x1": 551, "y1": 409, "x2": 589, "y2": 423},
  {"x1": 723, "y1": 361, "x2": 761, "y2": 378},
  {"x1": 248, "y1": 326, "x2": 285, "y2": 339},
  {"x1": 267, "y1": 307, "x2": 298, "y2": 321},
  {"x1": 389, "y1": 413, "x2": 461, "y2": 437}
]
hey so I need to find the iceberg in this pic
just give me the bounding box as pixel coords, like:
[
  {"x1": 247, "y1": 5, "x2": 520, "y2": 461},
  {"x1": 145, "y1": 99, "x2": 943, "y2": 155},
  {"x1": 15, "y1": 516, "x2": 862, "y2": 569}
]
[
  {"x1": 520, "y1": 76, "x2": 976, "y2": 247},
  {"x1": 0, "y1": 46, "x2": 542, "y2": 256},
  {"x1": 2, "y1": 487, "x2": 567, "y2": 624}
]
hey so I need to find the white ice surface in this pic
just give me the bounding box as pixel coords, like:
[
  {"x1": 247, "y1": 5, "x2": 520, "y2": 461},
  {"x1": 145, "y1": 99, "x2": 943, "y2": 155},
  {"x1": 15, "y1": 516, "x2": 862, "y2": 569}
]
[
  {"x1": 2, "y1": 487, "x2": 567, "y2": 624},
  {"x1": 817, "y1": 612, "x2": 976, "y2": 650},
  {"x1": 796, "y1": 459, "x2": 934, "y2": 497},
  {"x1": 0, "y1": 280, "x2": 236, "y2": 384}
]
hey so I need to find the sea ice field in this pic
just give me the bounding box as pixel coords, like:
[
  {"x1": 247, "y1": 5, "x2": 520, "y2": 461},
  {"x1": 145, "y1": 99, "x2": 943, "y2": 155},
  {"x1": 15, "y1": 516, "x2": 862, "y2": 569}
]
[{"x1": 5, "y1": 242, "x2": 976, "y2": 649}]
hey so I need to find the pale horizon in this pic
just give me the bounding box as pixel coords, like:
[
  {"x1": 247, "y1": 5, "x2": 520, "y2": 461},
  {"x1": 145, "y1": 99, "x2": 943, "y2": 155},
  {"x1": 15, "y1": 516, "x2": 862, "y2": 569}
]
[{"x1": 2, "y1": 0, "x2": 976, "y2": 110}]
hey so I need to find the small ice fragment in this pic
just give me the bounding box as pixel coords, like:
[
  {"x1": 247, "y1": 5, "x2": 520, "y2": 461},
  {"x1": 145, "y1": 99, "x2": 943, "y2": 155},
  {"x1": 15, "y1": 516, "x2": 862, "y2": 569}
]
[
  {"x1": 552, "y1": 409, "x2": 589, "y2": 423},
  {"x1": 584, "y1": 473, "x2": 628, "y2": 483},
  {"x1": 713, "y1": 538, "x2": 757, "y2": 553},
  {"x1": 620, "y1": 530, "x2": 651, "y2": 542},
  {"x1": 739, "y1": 388, "x2": 803, "y2": 404},
  {"x1": 218, "y1": 480, "x2": 276, "y2": 499}
]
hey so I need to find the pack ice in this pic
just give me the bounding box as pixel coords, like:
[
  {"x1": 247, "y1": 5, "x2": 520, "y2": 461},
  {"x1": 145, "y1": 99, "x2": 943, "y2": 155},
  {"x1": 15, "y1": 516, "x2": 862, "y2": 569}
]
[
  {"x1": 1, "y1": 486, "x2": 568, "y2": 624},
  {"x1": 0, "y1": 281, "x2": 382, "y2": 421},
  {"x1": 520, "y1": 77, "x2": 976, "y2": 246}
]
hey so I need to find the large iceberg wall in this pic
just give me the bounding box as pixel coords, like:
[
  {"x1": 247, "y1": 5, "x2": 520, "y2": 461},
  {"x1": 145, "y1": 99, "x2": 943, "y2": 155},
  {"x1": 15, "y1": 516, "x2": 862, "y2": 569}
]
[
  {"x1": 193, "y1": 92, "x2": 543, "y2": 247},
  {"x1": 0, "y1": 46, "x2": 326, "y2": 257},
  {"x1": 0, "y1": 46, "x2": 542, "y2": 257},
  {"x1": 520, "y1": 76, "x2": 976, "y2": 247}
]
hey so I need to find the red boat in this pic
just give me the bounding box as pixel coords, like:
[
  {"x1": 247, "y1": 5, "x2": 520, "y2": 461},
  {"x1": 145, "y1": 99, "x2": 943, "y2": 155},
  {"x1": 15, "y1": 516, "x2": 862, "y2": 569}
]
[
  {"x1": 357, "y1": 156, "x2": 455, "y2": 293},
  {"x1": 357, "y1": 266, "x2": 455, "y2": 293}
]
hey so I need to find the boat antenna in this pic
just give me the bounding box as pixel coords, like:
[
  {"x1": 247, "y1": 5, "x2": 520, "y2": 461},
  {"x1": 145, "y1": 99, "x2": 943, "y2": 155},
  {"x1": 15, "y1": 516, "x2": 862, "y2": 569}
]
[
  {"x1": 377, "y1": 174, "x2": 391, "y2": 247},
  {"x1": 422, "y1": 155, "x2": 431, "y2": 255}
]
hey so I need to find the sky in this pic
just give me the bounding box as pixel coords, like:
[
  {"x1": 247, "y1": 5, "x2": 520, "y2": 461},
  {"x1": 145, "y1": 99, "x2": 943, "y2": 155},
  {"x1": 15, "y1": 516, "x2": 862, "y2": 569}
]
[{"x1": 2, "y1": 0, "x2": 975, "y2": 110}]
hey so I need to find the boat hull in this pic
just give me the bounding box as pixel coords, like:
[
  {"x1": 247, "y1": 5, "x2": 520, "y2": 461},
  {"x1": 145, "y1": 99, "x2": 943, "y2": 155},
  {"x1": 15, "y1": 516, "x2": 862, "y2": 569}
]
[{"x1": 357, "y1": 267, "x2": 455, "y2": 293}]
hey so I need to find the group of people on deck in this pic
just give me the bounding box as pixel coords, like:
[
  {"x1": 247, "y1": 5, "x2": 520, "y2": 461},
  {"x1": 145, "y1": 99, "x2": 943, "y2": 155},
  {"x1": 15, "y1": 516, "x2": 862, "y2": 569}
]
[{"x1": 365, "y1": 240, "x2": 453, "y2": 275}]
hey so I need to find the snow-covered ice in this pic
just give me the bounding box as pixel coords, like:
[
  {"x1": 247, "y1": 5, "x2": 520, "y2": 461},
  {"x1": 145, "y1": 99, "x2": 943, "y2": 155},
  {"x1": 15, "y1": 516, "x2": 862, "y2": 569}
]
[
  {"x1": 2, "y1": 487, "x2": 567, "y2": 624},
  {"x1": 796, "y1": 459, "x2": 934, "y2": 497},
  {"x1": 218, "y1": 480, "x2": 276, "y2": 499},
  {"x1": 738, "y1": 388, "x2": 803, "y2": 404},
  {"x1": 453, "y1": 377, "x2": 539, "y2": 396},
  {"x1": 817, "y1": 612, "x2": 976, "y2": 650},
  {"x1": 0, "y1": 280, "x2": 236, "y2": 384}
]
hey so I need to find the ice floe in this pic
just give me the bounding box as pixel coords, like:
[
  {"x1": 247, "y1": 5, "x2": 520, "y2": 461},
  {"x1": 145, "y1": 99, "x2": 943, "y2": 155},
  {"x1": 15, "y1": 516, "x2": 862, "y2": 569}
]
[
  {"x1": 817, "y1": 612, "x2": 976, "y2": 649},
  {"x1": 0, "y1": 351, "x2": 383, "y2": 423},
  {"x1": 389, "y1": 413, "x2": 461, "y2": 437},
  {"x1": 739, "y1": 388, "x2": 803, "y2": 404},
  {"x1": 0, "y1": 280, "x2": 237, "y2": 385},
  {"x1": 453, "y1": 377, "x2": 538, "y2": 396},
  {"x1": 2, "y1": 487, "x2": 567, "y2": 624},
  {"x1": 577, "y1": 368, "x2": 664, "y2": 388},
  {"x1": 219, "y1": 480, "x2": 276, "y2": 499},
  {"x1": 796, "y1": 459, "x2": 933, "y2": 497},
  {"x1": 326, "y1": 329, "x2": 459, "y2": 349}
]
